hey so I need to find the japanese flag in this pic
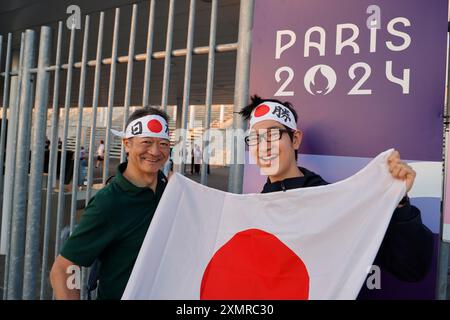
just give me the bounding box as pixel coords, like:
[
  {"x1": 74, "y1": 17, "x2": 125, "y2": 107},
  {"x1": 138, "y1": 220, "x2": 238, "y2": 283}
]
[{"x1": 122, "y1": 149, "x2": 405, "y2": 300}]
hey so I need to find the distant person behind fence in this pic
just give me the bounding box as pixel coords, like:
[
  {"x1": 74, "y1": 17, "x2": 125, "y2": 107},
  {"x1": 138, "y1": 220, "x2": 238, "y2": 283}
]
[
  {"x1": 96, "y1": 140, "x2": 105, "y2": 169},
  {"x1": 50, "y1": 107, "x2": 172, "y2": 300},
  {"x1": 45, "y1": 136, "x2": 50, "y2": 151},
  {"x1": 78, "y1": 146, "x2": 87, "y2": 189},
  {"x1": 194, "y1": 144, "x2": 202, "y2": 175}
]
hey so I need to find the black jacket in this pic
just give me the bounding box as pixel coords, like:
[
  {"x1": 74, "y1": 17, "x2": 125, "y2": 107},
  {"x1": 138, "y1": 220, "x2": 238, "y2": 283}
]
[{"x1": 261, "y1": 167, "x2": 434, "y2": 284}]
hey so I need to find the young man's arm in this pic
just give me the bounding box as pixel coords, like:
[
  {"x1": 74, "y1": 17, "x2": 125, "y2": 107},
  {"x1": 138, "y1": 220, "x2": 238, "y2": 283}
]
[
  {"x1": 50, "y1": 255, "x2": 81, "y2": 300},
  {"x1": 376, "y1": 202, "x2": 434, "y2": 282},
  {"x1": 375, "y1": 150, "x2": 433, "y2": 281}
]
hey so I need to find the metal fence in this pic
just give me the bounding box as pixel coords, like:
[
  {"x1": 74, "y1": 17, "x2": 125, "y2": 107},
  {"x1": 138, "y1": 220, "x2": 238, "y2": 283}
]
[{"x1": 0, "y1": 0, "x2": 254, "y2": 300}]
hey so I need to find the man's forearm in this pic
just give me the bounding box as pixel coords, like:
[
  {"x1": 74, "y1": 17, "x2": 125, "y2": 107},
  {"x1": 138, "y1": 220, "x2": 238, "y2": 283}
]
[{"x1": 50, "y1": 266, "x2": 81, "y2": 300}]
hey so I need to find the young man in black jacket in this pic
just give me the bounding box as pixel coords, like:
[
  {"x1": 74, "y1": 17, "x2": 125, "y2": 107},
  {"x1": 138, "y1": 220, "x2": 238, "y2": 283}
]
[{"x1": 240, "y1": 95, "x2": 433, "y2": 296}]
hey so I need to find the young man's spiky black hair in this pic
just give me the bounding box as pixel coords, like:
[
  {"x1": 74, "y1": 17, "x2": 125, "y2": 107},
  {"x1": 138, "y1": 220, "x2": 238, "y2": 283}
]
[{"x1": 239, "y1": 95, "x2": 298, "y2": 123}]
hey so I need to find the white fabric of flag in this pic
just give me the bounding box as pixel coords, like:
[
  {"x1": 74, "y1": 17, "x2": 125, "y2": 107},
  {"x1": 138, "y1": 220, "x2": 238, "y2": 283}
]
[{"x1": 122, "y1": 149, "x2": 405, "y2": 300}]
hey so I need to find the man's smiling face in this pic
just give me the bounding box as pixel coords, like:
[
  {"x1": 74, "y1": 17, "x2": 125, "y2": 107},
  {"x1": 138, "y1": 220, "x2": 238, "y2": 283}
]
[{"x1": 124, "y1": 137, "x2": 170, "y2": 175}]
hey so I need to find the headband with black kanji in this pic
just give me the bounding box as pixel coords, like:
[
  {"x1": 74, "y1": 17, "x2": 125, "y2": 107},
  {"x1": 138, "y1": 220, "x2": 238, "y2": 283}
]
[
  {"x1": 249, "y1": 101, "x2": 297, "y2": 131},
  {"x1": 111, "y1": 115, "x2": 170, "y2": 139}
]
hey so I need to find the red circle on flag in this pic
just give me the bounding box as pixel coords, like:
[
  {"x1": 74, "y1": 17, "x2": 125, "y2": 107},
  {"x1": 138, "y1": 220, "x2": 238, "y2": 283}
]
[
  {"x1": 200, "y1": 228, "x2": 310, "y2": 300},
  {"x1": 254, "y1": 104, "x2": 270, "y2": 117},
  {"x1": 147, "y1": 119, "x2": 163, "y2": 133}
]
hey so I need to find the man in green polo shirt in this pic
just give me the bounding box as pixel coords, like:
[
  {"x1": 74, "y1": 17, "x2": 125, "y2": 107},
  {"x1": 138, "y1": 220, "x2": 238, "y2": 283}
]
[{"x1": 50, "y1": 107, "x2": 172, "y2": 300}]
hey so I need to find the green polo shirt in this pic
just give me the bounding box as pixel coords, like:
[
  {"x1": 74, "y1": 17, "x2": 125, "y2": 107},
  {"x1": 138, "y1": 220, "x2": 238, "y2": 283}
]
[{"x1": 60, "y1": 162, "x2": 167, "y2": 300}]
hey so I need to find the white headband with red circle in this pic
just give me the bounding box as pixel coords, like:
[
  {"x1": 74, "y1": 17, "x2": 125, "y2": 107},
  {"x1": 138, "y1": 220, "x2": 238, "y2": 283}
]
[
  {"x1": 111, "y1": 115, "x2": 170, "y2": 139},
  {"x1": 249, "y1": 101, "x2": 297, "y2": 130}
]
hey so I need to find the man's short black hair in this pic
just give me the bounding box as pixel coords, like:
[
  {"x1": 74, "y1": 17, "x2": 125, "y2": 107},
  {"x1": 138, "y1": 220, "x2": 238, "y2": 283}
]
[
  {"x1": 239, "y1": 95, "x2": 298, "y2": 124},
  {"x1": 126, "y1": 106, "x2": 170, "y2": 128}
]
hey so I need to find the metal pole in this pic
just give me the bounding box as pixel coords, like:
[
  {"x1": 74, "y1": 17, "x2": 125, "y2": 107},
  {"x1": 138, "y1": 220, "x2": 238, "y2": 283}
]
[
  {"x1": 200, "y1": 0, "x2": 218, "y2": 185},
  {"x1": 23, "y1": 26, "x2": 52, "y2": 300},
  {"x1": 75, "y1": 15, "x2": 103, "y2": 300},
  {"x1": 142, "y1": 0, "x2": 156, "y2": 107},
  {"x1": 0, "y1": 34, "x2": 2, "y2": 101},
  {"x1": 437, "y1": 242, "x2": 449, "y2": 299},
  {"x1": 120, "y1": 4, "x2": 138, "y2": 163},
  {"x1": 79, "y1": 12, "x2": 104, "y2": 302},
  {"x1": 8, "y1": 29, "x2": 36, "y2": 300},
  {"x1": 0, "y1": 33, "x2": 12, "y2": 231},
  {"x1": 436, "y1": 31, "x2": 450, "y2": 300},
  {"x1": 86, "y1": 12, "x2": 104, "y2": 205},
  {"x1": 40, "y1": 21, "x2": 63, "y2": 300},
  {"x1": 0, "y1": 34, "x2": 12, "y2": 195},
  {"x1": 161, "y1": 0, "x2": 176, "y2": 112},
  {"x1": 64, "y1": 20, "x2": 91, "y2": 306},
  {"x1": 103, "y1": 8, "x2": 120, "y2": 184},
  {"x1": 2, "y1": 33, "x2": 25, "y2": 300},
  {"x1": 55, "y1": 26, "x2": 76, "y2": 258},
  {"x1": 70, "y1": 15, "x2": 90, "y2": 232},
  {"x1": 227, "y1": 0, "x2": 254, "y2": 194},
  {"x1": 177, "y1": 0, "x2": 196, "y2": 175}
]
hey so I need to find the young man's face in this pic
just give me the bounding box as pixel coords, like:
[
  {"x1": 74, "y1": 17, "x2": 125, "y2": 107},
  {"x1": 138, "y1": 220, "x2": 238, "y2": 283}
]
[
  {"x1": 124, "y1": 137, "x2": 170, "y2": 175},
  {"x1": 248, "y1": 120, "x2": 302, "y2": 177}
]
